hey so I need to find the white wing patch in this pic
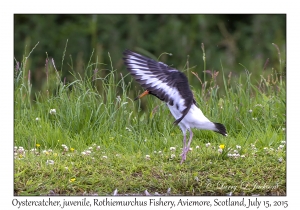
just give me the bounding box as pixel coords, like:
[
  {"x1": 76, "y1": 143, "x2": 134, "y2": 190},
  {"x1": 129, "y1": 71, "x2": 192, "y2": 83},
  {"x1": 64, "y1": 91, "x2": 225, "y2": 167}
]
[
  {"x1": 132, "y1": 67, "x2": 187, "y2": 112},
  {"x1": 125, "y1": 51, "x2": 188, "y2": 115}
]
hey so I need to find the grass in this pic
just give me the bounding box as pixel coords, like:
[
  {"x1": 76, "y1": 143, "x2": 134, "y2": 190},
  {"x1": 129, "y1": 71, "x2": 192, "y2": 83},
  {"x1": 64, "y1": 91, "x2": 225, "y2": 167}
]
[{"x1": 14, "y1": 46, "x2": 286, "y2": 196}]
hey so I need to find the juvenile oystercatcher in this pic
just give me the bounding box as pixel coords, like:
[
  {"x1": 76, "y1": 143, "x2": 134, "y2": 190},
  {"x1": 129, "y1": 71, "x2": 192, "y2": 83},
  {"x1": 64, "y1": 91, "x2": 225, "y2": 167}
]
[{"x1": 123, "y1": 50, "x2": 227, "y2": 163}]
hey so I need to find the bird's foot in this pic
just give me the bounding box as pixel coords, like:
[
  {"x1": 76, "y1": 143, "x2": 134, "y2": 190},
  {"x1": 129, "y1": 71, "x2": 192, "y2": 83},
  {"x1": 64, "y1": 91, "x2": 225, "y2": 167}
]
[
  {"x1": 180, "y1": 155, "x2": 186, "y2": 164},
  {"x1": 180, "y1": 147, "x2": 190, "y2": 164},
  {"x1": 180, "y1": 152, "x2": 185, "y2": 164}
]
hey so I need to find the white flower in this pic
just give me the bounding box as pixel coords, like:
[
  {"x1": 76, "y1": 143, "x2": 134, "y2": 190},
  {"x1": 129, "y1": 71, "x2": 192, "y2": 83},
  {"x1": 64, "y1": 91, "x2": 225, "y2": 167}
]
[
  {"x1": 205, "y1": 143, "x2": 211, "y2": 147},
  {"x1": 145, "y1": 155, "x2": 150, "y2": 160},
  {"x1": 264, "y1": 147, "x2": 268, "y2": 150},
  {"x1": 86, "y1": 150, "x2": 91, "y2": 155},
  {"x1": 278, "y1": 145, "x2": 284, "y2": 150},
  {"x1": 89, "y1": 147, "x2": 93, "y2": 150},
  {"x1": 48, "y1": 149, "x2": 53, "y2": 152},
  {"x1": 81, "y1": 152, "x2": 87, "y2": 155},
  {"x1": 17, "y1": 147, "x2": 25, "y2": 154},
  {"x1": 125, "y1": 127, "x2": 132, "y2": 132},
  {"x1": 252, "y1": 117, "x2": 257, "y2": 120},
  {"x1": 116, "y1": 154, "x2": 120, "y2": 157},
  {"x1": 46, "y1": 160, "x2": 54, "y2": 165},
  {"x1": 65, "y1": 167, "x2": 69, "y2": 170},
  {"x1": 102, "y1": 156, "x2": 108, "y2": 159},
  {"x1": 227, "y1": 153, "x2": 232, "y2": 157},
  {"x1": 96, "y1": 146, "x2": 100, "y2": 150},
  {"x1": 236, "y1": 145, "x2": 241, "y2": 149},
  {"x1": 189, "y1": 147, "x2": 193, "y2": 151},
  {"x1": 36, "y1": 117, "x2": 40, "y2": 121},
  {"x1": 232, "y1": 153, "x2": 240, "y2": 158},
  {"x1": 233, "y1": 150, "x2": 239, "y2": 154},
  {"x1": 278, "y1": 157, "x2": 283, "y2": 163},
  {"x1": 158, "y1": 151, "x2": 162, "y2": 154},
  {"x1": 218, "y1": 148, "x2": 223, "y2": 153},
  {"x1": 171, "y1": 154, "x2": 176, "y2": 159},
  {"x1": 61, "y1": 144, "x2": 68, "y2": 151},
  {"x1": 241, "y1": 155, "x2": 245, "y2": 158},
  {"x1": 282, "y1": 128, "x2": 285, "y2": 131},
  {"x1": 153, "y1": 151, "x2": 157, "y2": 154},
  {"x1": 281, "y1": 141, "x2": 286, "y2": 144},
  {"x1": 249, "y1": 109, "x2": 253, "y2": 113},
  {"x1": 49, "y1": 109, "x2": 56, "y2": 115},
  {"x1": 196, "y1": 145, "x2": 200, "y2": 149},
  {"x1": 170, "y1": 147, "x2": 176, "y2": 151}
]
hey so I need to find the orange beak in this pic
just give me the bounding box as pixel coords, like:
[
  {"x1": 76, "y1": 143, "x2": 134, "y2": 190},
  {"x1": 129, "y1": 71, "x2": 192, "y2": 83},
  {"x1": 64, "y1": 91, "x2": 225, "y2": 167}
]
[{"x1": 134, "y1": 90, "x2": 149, "y2": 101}]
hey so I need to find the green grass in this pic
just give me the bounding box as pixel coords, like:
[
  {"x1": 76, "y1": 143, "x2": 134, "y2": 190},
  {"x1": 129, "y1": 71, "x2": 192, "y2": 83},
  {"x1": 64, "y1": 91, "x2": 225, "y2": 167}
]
[{"x1": 14, "y1": 47, "x2": 286, "y2": 196}]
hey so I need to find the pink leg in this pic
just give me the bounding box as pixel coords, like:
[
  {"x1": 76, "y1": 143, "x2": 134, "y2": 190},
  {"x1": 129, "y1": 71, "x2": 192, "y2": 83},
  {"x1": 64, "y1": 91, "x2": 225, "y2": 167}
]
[
  {"x1": 186, "y1": 129, "x2": 193, "y2": 152},
  {"x1": 181, "y1": 129, "x2": 193, "y2": 164},
  {"x1": 180, "y1": 133, "x2": 187, "y2": 164}
]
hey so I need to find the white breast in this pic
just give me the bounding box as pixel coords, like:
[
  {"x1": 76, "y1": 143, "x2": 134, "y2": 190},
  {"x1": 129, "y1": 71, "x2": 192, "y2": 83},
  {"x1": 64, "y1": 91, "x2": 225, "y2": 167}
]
[{"x1": 168, "y1": 103, "x2": 215, "y2": 131}]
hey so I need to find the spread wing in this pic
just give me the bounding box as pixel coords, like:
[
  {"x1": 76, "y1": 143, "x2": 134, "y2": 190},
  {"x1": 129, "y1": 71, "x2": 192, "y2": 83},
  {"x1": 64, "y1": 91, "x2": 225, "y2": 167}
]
[{"x1": 123, "y1": 49, "x2": 194, "y2": 124}]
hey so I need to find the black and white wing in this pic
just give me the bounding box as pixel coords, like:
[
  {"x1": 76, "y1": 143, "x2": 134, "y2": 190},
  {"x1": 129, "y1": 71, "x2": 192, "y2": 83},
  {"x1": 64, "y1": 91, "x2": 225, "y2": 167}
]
[{"x1": 123, "y1": 49, "x2": 194, "y2": 124}]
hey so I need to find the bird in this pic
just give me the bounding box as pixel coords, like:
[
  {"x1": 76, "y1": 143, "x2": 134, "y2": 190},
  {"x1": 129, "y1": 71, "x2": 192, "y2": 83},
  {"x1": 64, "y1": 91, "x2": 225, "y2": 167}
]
[{"x1": 123, "y1": 49, "x2": 227, "y2": 164}]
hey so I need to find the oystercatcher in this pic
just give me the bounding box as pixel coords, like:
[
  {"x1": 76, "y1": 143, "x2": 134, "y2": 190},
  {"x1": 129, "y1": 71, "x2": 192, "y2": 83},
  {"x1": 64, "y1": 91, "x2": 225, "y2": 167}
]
[{"x1": 123, "y1": 50, "x2": 227, "y2": 163}]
